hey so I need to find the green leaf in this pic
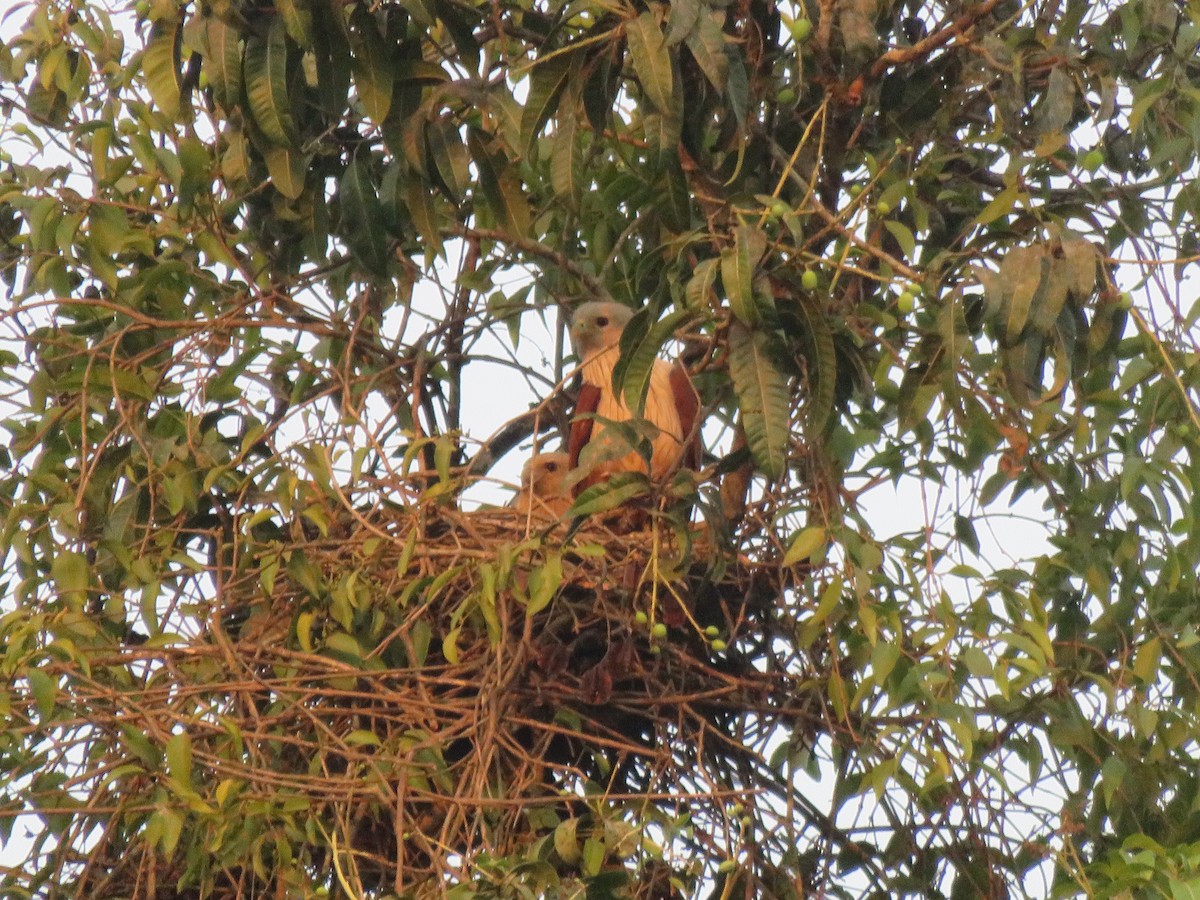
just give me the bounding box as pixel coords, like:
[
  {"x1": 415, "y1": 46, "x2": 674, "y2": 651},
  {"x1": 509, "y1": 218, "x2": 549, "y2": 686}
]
[
  {"x1": 52, "y1": 550, "x2": 90, "y2": 606},
  {"x1": 349, "y1": 5, "x2": 394, "y2": 122},
  {"x1": 794, "y1": 293, "x2": 837, "y2": 432},
  {"x1": 526, "y1": 553, "x2": 562, "y2": 616},
  {"x1": 728, "y1": 322, "x2": 790, "y2": 479},
  {"x1": 550, "y1": 100, "x2": 581, "y2": 208},
  {"x1": 521, "y1": 54, "x2": 573, "y2": 153},
  {"x1": 426, "y1": 117, "x2": 470, "y2": 203},
  {"x1": 143, "y1": 19, "x2": 182, "y2": 121},
  {"x1": 27, "y1": 669, "x2": 57, "y2": 720},
  {"x1": 625, "y1": 12, "x2": 674, "y2": 113},
  {"x1": 570, "y1": 472, "x2": 652, "y2": 516},
  {"x1": 613, "y1": 307, "x2": 692, "y2": 417},
  {"x1": 722, "y1": 226, "x2": 758, "y2": 326},
  {"x1": 165, "y1": 731, "x2": 194, "y2": 789},
  {"x1": 243, "y1": 17, "x2": 296, "y2": 146},
  {"x1": 665, "y1": 0, "x2": 700, "y2": 46},
  {"x1": 684, "y1": 11, "x2": 728, "y2": 92},
  {"x1": 203, "y1": 18, "x2": 242, "y2": 112},
  {"x1": 468, "y1": 128, "x2": 531, "y2": 237},
  {"x1": 263, "y1": 145, "x2": 308, "y2": 200},
  {"x1": 686, "y1": 257, "x2": 719, "y2": 310},
  {"x1": 339, "y1": 152, "x2": 391, "y2": 276},
  {"x1": 783, "y1": 526, "x2": 826, "y2": 566},
  {"x1": 404, "y1": 175, "x2": 445, "y2": 263},
  {"x1": 277, "y1": 0, "x2": 313, "y2": 48}
]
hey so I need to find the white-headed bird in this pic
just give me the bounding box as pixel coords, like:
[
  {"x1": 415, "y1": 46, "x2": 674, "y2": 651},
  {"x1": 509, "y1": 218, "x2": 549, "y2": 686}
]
[
  {"x1": 509, "y1": 451, "x2": 572, "y2": 518},
  {"x1": 567, "y1": 301, "x2": 700, "y2": 491}
]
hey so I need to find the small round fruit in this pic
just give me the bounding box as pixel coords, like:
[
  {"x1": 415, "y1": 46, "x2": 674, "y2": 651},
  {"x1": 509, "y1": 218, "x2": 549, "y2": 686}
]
[
  {"x1": 649, "y1": 644, "x2": 662, "y2": 655},
  {"x1": 704, "y1": 625, "x2": 720, "y2": 638},
  {"x1": 730, "y1": 803, "x2": 744, "y2": 815},
  {"x1": 1081, "y1": 149, "x2": 1104, "y2": 173},
  {"x1": 635, "y1": 610, "x2": 648, "y2": 625},
  {"x1": 710, "y1": 639, "x2": 728, "y2": 652},
  {"x1": 134, "y1": 0, "x2": 150, "y2": 18},
  {"x1": 651, "y1": 622, "x2": 668, "y2": 639},
  {"x1": 776, "y1": 87, "x2": 796, "y2": 105},
  {"x1": 740, "y1": 816, "x2": 753, "y2": 829},
  {"x1": 801, "y1": 269, "x2": 819, "y2": 290},
  {"x1": 876, "y1": 200, "x2": 892, "y2": 215},
  {"x1": 791, "y1": 18, "x2": 812, "y2": 43},
  {"x1": 897, "y1": 291, "x2": 916, "y2": 314},
  {"x1": 849, "y1": 184, "x2": 863, "y2": 198},
  {"x1": 1117, "y1": 291, "x2": 1133, "y2": 310},
  {"x1": 718, "y1": 860, "x2": 737, "y2": 874}
]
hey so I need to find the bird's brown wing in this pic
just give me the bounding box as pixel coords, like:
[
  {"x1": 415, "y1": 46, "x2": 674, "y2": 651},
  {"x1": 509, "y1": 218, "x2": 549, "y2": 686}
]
[
  {"x1": 669, "y1": 362, "x2": 702, "y2": 469},
  {"x1": 568, "y1": 381, "x2": 602, "y2": 477}
]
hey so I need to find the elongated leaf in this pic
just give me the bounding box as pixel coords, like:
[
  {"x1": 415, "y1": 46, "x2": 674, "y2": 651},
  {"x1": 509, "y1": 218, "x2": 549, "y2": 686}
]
[
  {"x1": 614, "y1": 308, "x2": 693, "y2": 416},
  {"x1": 1004, "y1": 247, "x2": 1051, "y2": 340},
  {"x1": 165, "y1": 732, "x2": 194, "y2": 788},
  {"x1": 684, "y1": 11, "x2": 728, "y2": 92},
  {"x1": 783, "y1": 525, "x2": 826, "y2": 566},
  {"x1": 243, "y1": 17, "x2": 295, "y2": 145},
  {"x1": 582, "y1": 50, "x2": 618, "y2": 133},
  {"x1": 339, "y1": 153, "x2": 390, "y2": 276},
  {"x1": 312, "y1": 1, "x2": 352, "y2": 117},
  {"x1": 468, "y1": 128, "x2": 530, "y2": 237},
  {"x1": 404, "y1": 176, "x2": 444, "y2": 264},
  {"x1": 550, "y1": 100, "x2": 581, "y2": 208},
  {"x1": 143, "y1": 19, "x2": 182, "y2": 120},
  {"x1": 277, "y1": 0, "x2": 313, "y2": 48},
  {"x1": 426, "y1": 117, "x2": 470, "y2": 202},
  {"x1": 349, "y1": 5, "x2": 393, "y2": 122},
  {"x1": 722, "y1": 226, "x2": 758, "y2": 326},
  {"x1": 794, "y1": 293, "x2": 837, "y2": 432},
  {"x1": 263, "y1": 145, "x2": 308, "y2": 200},
  {"x1": 686, "y1": 257, "x2": 719, "y2": 310},
  {"x1": 626, "y1": 12, "x2": 673, "y2": 113},
  {"x1": 665, "y1": 0, "x2": 699, "y2": 45},
  {"x1": 570, "y1": 471, "x2": 652, "y2": 516},
  {"x1": 644, "y1": 106, "x2": 682, "y2": 168},
  {"x1": 203, "y1": 19, "x2": 242, "y2": 112},
  {"x1": 728, "y1": 322, "x2": 790, "y2": 479},
  {"x1": 521, "y1": 54, "x2": 573, "y2": 153},
  {"x1": 660, "y1": 160, "x2": 690, "y2": 231}
]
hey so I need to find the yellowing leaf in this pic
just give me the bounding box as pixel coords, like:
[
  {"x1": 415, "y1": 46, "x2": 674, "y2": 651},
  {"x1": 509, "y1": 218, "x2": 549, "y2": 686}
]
[
  {"x1": 143, "y1": 19, "x2": 182, "y2": 120},
  {"x1": 625, "y1": 12, "x2": 674, "y2": 113},
  {"x1": 782, "y1": 526, "x2": 826, "y2": 566},
  {"x1": 728, "y1": 322, "x2": 790, "y2": 479}
]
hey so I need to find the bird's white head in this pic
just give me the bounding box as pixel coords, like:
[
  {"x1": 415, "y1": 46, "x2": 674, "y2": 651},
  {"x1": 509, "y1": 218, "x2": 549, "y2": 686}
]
[{"x1": 570, "y1": 301, "x2": 634, "y2": 360}]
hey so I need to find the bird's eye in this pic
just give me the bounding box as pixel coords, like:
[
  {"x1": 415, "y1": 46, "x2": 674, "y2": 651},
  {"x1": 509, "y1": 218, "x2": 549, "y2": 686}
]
[
  {"x1": 544, "y1": 462, "x2": 558, "y2": 472},
  {"x1": 596, "y1": 317, "x2": 609, "y2": 327}
]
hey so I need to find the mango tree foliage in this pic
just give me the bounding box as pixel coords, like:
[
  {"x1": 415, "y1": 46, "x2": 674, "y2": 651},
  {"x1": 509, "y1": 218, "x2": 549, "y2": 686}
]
[{"x1": 2, "y1": 0, "x2": 1200, "y2": 895}]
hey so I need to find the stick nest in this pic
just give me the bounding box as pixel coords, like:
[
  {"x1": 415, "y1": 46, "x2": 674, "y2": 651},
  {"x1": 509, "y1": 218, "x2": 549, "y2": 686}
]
[{"x1": 55, "y1": 500, "x2": 830, "y2": 898}]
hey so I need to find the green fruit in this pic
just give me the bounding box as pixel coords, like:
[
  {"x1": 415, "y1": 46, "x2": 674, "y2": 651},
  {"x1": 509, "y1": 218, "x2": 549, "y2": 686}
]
[
  {"x1": 801, "y1": 269, "x2": 819, "y2": 290},
  {"x1": 1082, "y1": 149, "x2": 1104, "y2": 173},
  {"x1": 769, "y1": 198, "x2": 790, "y2": 218},
  {"x1": 791, "y1": 18, "x2": 812, "y2": 43},
  {"x1": 729, "y1": 803, "x2": 744, "y2": 816},
  {"x1": 718, "y1": 860, "x2": 737, "y2": 874},
  {"x1": 740, "y1": 816, "x2": 753, "y2": 829},
  {"x1": 777, "y1": 87, "x2": 796, "y2": 105},
  {"x1": 134, "y1": 0, "x2": 150, "y2": 17},
  {"x1": 1117, "y1": 291, "x2": 1133, "y2": 310},
  {"x1": 710, "y1": 639, "x2": 727, "y2": 651},
  {"x1": 704, "y1": 625, "x2": 720, "y2": 638},
  {"x1": 849, "y1": 184, "x2": 863, "y2": 197},
  {"x1": 651, "y1": 622, "x2": 668, "y2": 639},
  {"x1": 897, "y1": 291, "x2": 916, "y2": 314},
  {"x1": 876, "y1": 200, "x2": 892, "y2": 215},
  {"x1": 635, "y1": 610, "x2": 648, "y2": 625}
]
